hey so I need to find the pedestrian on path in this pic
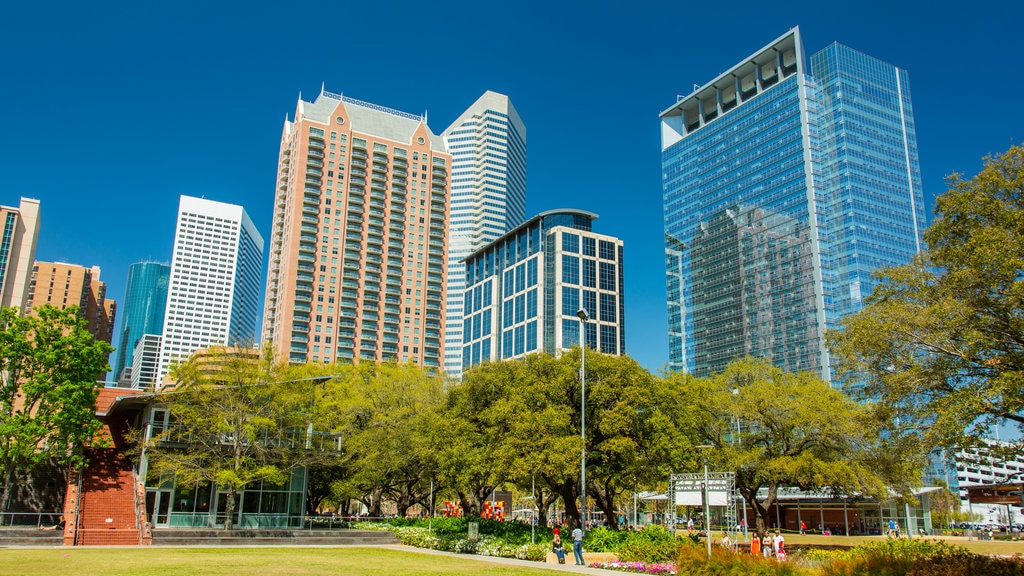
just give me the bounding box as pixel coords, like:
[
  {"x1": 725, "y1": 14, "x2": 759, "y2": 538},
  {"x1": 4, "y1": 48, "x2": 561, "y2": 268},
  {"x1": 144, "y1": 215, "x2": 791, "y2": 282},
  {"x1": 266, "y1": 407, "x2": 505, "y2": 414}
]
[{"x1": 572, "y1": 526, "x2": 585, "y2": 566}]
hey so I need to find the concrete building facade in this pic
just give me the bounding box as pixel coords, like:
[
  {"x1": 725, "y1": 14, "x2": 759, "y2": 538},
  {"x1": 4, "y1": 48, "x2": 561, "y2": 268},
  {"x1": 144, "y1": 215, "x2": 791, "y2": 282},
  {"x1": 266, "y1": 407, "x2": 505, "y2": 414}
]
[
  {"x1": 157, "y1": 195, "x2": 264, "y2": 384},
  {"x1": 461, "y1": 209, "x2": 625, "y2": 368},
  {"x1": 262, "y1": 89, "x2": 451, "y2": 368},
  {"x1": 26, "y1": 261, "x2": 116, "y2": 344},
  {"x1": 0, "y1": 197, "x2": 40, "y2": 312},
  {"x1": 441, "y1": 91, "x2": 526, "y2": 376}
]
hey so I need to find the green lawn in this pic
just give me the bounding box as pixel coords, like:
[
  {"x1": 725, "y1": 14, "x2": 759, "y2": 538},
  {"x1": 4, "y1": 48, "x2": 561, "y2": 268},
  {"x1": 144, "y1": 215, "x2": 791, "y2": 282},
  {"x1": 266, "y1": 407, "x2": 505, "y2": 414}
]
[{"x1": 0, "y1": 547, "x2": 557, "y2": 576}]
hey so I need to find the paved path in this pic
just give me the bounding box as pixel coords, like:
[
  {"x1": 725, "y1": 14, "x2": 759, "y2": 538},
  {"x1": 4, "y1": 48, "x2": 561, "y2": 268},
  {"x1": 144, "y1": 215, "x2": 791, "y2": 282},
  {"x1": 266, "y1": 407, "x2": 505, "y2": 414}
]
[{"x1": 381, "y1": 544, "x2": 628, "y2": 574}]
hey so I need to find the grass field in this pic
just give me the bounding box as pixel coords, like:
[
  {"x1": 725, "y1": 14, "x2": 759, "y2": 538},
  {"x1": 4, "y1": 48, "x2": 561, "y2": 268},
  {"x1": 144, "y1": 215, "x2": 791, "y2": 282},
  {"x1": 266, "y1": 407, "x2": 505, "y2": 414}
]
[{"x1": 0, "y1": 547, "x2": 557, "y2": 576}]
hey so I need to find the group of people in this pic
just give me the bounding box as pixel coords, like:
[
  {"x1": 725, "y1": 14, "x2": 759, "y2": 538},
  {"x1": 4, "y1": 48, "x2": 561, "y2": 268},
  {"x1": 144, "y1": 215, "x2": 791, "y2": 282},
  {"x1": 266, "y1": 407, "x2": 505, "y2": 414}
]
[
  {"x1": 550, "y1": 525, "x2": 585, "y2": 565},
  {"x1": 747, "y1": 529, "x2": 786, "y2": 561}
]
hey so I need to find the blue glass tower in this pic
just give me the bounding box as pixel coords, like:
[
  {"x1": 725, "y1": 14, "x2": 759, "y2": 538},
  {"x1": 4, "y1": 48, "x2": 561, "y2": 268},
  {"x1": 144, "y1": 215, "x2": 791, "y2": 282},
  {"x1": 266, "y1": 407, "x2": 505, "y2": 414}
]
[
  {"x1": 113, "y1": 262, "x2": 170, "y2": 383},
  {"x1": 661, "y1": 28, "x2": 924, "y2": 379}
]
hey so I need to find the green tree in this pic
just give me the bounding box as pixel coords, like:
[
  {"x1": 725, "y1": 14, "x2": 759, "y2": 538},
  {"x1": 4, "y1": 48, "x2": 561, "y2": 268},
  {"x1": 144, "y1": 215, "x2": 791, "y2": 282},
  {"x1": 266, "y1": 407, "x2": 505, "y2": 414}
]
[
  {"x1": 0, "y1": 305, "x2": 113, "y2": 512},
  {"x1": 142, "y1": 346, "x2": 302, "y2": 529},
  {"x1": 447, "y1": 350, "x2": 688, "y2": 529},
  {"x1": 671, "y1": 357, "x2": 922, "y2": 537},
  {"x1": 337, "y1": 362, "x2": 445, "y2": 517},
  {"x1": 830, "y1": 145, "x2": 1024, "y2": 453}
]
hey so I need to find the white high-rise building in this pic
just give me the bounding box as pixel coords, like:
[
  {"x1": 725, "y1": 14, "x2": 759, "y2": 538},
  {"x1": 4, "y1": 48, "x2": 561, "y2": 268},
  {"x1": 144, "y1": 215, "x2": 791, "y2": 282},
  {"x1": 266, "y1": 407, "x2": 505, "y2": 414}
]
[
  {"x1": 441, "y1": 91, "x2": 526, "y2": 375},
  {"x1": 157, "y1": 196, "x2": 264, "y2": 385}
]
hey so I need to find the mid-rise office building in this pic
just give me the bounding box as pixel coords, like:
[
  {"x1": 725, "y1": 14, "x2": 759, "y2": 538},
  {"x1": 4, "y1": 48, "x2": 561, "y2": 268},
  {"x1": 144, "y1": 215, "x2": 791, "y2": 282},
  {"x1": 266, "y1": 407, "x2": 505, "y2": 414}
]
[
  {"x1": 0, "y1": 197, "x2": 40, "y2": 312},
  {"x1": 26, "y1": 262, "x2": 116, "y2": 344},
  {"x1": 661, "y1": 28, "x2": 925, "y2": 378},
  {"x1": 442, "y1": 91, "x2": 527, "y2": 376},
  {"x1": 461, "y1": 209, "x2": 624, "y2": 368},
  {"x1": 113, "y1": 262, "x2": 170, "y2": 385},
  {"x1": 262, "y1": 89, "x2": 451, "y2": 367},
  {"x1": 157, "y1": 195, "x2": 264, "y2": 384}
]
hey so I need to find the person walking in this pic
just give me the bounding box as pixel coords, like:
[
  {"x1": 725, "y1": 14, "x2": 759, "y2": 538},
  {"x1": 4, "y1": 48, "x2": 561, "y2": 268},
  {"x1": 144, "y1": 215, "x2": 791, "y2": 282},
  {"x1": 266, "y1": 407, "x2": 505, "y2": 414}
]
[
  {"x1": 799, "y1": 520, "x2": 806, "y2": 535},
  {"x1": 572, "y1": 526, "x2": 585, "y2": 565}
]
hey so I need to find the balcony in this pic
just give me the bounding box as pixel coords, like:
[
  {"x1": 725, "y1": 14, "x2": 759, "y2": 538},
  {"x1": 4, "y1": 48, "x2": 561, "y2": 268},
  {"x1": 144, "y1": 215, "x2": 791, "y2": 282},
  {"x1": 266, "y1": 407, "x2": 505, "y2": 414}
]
[
  {"x1": 308, "y1": 139, "x2": 324, "y2": 151},
  {"x1": 307, "y1": 158, "x2": 323, "y2": 168}
]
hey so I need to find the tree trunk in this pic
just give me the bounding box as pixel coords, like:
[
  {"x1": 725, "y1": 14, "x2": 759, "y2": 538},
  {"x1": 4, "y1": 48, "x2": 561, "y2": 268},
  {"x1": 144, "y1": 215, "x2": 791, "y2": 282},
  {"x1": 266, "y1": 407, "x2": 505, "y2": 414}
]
[
  {"x1": 1, "y1": 461, "x2": 15, "y2": 513},
  {"x1": 223, "y1": 488, "x2": 236, "y2": 530},
  {"x1": 592, "y1": 480, "x2": 619, "y2": 529}
]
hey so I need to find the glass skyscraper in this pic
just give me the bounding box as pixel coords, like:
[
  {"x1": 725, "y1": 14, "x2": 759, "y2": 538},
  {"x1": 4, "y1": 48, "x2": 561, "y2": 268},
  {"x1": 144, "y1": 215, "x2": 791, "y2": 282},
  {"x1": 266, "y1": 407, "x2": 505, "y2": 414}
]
[
  {"x1": 461, "y1": 209, "x2": 625, "y2": 368},
  {"x1": 113, "y1": 262, "x2": 170, "y2": 384},
  {"x1": 661, "y1": 28, "x2": 924, "y2": 379}
]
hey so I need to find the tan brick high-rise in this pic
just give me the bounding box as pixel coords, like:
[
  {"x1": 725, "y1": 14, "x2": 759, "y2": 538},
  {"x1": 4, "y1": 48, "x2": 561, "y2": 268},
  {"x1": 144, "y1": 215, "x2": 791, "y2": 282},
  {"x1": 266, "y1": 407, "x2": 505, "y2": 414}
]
[
  {"x1": 263, "y1": 89, "x2": 450, "y2": 368},
  {"x1": 26, "y1": 262, "x2": 116, "y2": 344}
]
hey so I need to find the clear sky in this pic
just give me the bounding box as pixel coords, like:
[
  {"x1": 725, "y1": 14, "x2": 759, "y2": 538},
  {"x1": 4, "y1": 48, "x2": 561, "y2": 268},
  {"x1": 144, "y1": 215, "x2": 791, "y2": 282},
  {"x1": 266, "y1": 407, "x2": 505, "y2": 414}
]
[{"x1": 1, "y1": 0, "x2": 1021, "y2": 375}]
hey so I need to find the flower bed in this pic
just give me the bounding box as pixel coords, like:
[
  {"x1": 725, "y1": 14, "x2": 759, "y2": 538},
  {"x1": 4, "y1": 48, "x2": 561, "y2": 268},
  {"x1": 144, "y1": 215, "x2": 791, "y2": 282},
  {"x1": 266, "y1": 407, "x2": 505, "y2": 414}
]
[{"x1": 590, "y1": 560, "x2": 678, "y2": 574}]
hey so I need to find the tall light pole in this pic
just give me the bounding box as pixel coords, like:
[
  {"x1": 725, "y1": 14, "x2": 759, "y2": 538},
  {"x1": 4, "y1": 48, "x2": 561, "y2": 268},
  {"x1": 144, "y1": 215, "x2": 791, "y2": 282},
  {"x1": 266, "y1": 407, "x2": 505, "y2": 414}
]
[
  {"x1": 696, "y1": 444, "x2": 713, "y2": 558},
  {"x1": 577, "y1": 307, "x2": 589, "y2": 531}
]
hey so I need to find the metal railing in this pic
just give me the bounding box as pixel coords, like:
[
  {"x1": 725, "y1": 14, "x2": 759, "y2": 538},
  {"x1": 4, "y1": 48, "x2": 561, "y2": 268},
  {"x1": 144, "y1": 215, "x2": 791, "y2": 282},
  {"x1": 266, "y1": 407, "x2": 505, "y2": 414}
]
[{"x1": 0, "y1": 512, "x2": 64, "y2": 529}]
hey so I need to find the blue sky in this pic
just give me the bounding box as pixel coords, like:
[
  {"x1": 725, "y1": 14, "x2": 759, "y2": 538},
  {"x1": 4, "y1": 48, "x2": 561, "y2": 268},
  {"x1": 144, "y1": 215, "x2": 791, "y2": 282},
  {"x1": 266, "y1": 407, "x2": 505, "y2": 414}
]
[{"x1": 1, "y1": 0, "x2": 1021, "y2": 375}]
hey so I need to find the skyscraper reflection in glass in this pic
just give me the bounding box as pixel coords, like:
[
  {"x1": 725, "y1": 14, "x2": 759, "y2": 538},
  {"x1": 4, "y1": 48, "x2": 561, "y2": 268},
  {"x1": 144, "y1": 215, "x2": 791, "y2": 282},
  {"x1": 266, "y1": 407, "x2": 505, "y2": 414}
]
[{"x1": 661, "y1": 28, "x2": 924, "y2": 379}]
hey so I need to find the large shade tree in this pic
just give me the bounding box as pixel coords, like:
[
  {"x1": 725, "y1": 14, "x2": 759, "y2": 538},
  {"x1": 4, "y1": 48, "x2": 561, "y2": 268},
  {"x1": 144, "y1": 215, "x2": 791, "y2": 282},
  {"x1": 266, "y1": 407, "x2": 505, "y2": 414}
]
[
  {"x1": 447, "y1": 350, "x2": 690, "y2": 529},
  {"x1": 669, "y1": 357, "x2": 922, "y2": 537},
  {"x1": 0, "y1": 305, "x2": 113, "y2": 512},
  {"x1": 830, "y1": 145, "x2": 1024, "y2": 453},
  {"x1": 142, "y1": 346, "x2": 305, "y2": 529}
]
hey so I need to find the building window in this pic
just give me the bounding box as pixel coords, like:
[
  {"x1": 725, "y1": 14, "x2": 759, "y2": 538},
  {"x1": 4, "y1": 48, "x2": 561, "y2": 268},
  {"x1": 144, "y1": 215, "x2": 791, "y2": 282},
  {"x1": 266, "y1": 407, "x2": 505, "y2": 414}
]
[
  {"x1": 562, "y1": 255, "x2": 579, "y2": 285},
  {"x1": 599, "y1": 262, "x2": 616, "y2": 291},
  {"x1": 562, "y1": 233, "x2": 579, "y2": 254}
]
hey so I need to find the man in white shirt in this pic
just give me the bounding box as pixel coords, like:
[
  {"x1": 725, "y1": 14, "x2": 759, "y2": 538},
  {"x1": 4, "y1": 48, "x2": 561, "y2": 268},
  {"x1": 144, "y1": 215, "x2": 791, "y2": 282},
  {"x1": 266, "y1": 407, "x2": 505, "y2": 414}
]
[{"x1": 572, "y1": 526, "x2": 585, "y2": 565}]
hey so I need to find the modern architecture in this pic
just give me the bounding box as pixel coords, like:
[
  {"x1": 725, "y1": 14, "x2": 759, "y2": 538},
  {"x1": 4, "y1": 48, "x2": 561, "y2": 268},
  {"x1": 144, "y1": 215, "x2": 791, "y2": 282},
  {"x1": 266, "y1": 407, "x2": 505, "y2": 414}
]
[
  {"x1": 441, "y1": 91, "x2": 527, "y2": 376},
  {"x1": 0, "y1": 197, "x2": 40, "y2": 312},
  {"x1": 461, "y1": 209, "x2": 625, "y2": 368},
  {"x1": 113, "y1": 262, "x2": 170, "y2": 385},
  {"x1": 157, "y1": 195, "x2": 264, "y2": 384},
  {"x1": 661, "y1": 27, "x2": 925, "y2": 378},
  {"x1": 262, "y1": 88, "x2": 451, "y2": 367}
]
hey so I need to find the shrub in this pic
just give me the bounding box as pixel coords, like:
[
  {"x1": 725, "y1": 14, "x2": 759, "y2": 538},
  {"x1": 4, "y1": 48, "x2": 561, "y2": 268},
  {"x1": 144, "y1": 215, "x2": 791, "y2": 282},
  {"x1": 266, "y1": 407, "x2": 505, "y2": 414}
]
[
  {"x1": 676, "y1": 545, "x2": 817, "y2": 576},
  {"x1": 814, "y1": 538, "x2": 1024, "y2": 576},
  {"x1": 616, "y1": 525, "x2": 683, "y2": 563},
  {"x1": 585, "y1": 525, "x2": 632, "y2": 552}
]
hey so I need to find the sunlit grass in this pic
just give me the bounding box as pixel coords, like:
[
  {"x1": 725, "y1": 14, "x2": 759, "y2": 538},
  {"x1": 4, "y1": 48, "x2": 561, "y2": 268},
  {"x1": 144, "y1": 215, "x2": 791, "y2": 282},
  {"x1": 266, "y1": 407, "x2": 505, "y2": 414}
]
[{"x1": 0, "y1": 547, "x2": 557, "y2": 576}]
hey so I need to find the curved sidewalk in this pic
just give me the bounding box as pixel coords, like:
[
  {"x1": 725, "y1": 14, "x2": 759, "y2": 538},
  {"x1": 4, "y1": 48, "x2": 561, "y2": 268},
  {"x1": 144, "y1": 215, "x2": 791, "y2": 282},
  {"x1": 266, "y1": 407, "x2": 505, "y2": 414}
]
[{"x1": 382, "y1": 544, "x2": 628, "y2": 574}]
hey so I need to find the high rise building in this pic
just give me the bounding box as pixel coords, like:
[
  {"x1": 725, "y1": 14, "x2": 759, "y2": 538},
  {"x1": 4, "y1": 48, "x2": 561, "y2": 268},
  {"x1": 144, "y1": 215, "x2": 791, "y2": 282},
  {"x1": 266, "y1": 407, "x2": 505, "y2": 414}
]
[
  {"x1": 0, "y1": 197, "x2": 40, "y2": 312},
  {"x1": 442, "y1": 91, "x2": 527, "y2": 376},
  {"x1": 157, "y1": 195, "x2": 264, "y2": 384},
  {"x1": 26, "y1": 262, "x2": 116, "y2": 344},
  {"x1": 461, "y1": 209, "x2": 625, "y2": 368},
  {"x1": 112, "y1": 262, "x2": 170, "y2": 385},
  {"x1": 262, "y1": 89, "x2": 451, "y2": 367},
  {"x1": 661, "y1": 28, "x2": 925, "y2": 379},
  {"x1": 130, "y1": 334, "x2": 162, "y2": 390}
]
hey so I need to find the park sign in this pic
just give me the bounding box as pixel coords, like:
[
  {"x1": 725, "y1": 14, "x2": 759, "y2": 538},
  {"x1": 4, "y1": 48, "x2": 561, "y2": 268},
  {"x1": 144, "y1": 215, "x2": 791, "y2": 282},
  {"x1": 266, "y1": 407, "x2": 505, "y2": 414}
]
[
  {"x1": 965, "y1": 483, "x2": 1024, "y2": 505},
  {"x1": 669, "y1": 472, "x2": 734, "y2": 506}
]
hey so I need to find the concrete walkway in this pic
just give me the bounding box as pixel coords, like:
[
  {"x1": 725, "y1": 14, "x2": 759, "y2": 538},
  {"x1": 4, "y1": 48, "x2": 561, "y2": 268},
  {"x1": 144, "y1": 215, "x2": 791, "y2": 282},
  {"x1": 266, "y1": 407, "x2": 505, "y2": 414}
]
[{"x1": 381, "y1": 544, "x2": 630, "y2": 574}]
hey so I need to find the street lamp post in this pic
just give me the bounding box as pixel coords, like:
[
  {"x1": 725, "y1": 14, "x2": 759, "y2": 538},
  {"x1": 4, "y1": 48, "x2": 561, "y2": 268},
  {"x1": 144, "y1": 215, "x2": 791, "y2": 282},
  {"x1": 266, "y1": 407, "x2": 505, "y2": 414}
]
[
  {"x1": 696, "y1": 444, "x2": 713, "y2": 558},
  {"x1": 577, "y1": 307, "x2": 589, "y2": 531}
]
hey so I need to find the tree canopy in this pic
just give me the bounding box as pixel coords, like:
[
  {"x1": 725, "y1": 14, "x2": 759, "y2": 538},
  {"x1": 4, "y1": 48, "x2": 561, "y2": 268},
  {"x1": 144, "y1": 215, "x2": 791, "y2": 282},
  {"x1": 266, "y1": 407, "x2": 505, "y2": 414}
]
[
  {"x1": 829, "y1": 144, "x2": 1024, "y2": 453},
  {"x1": 0, "y1": 305, "x2": 113, "y2": 511},
  {"x1": 143, "y1": 346, "x2": 307, "y2": 528},
  {"x1": 669, "y1": 357, "x2": 922, "y2": 537}
]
